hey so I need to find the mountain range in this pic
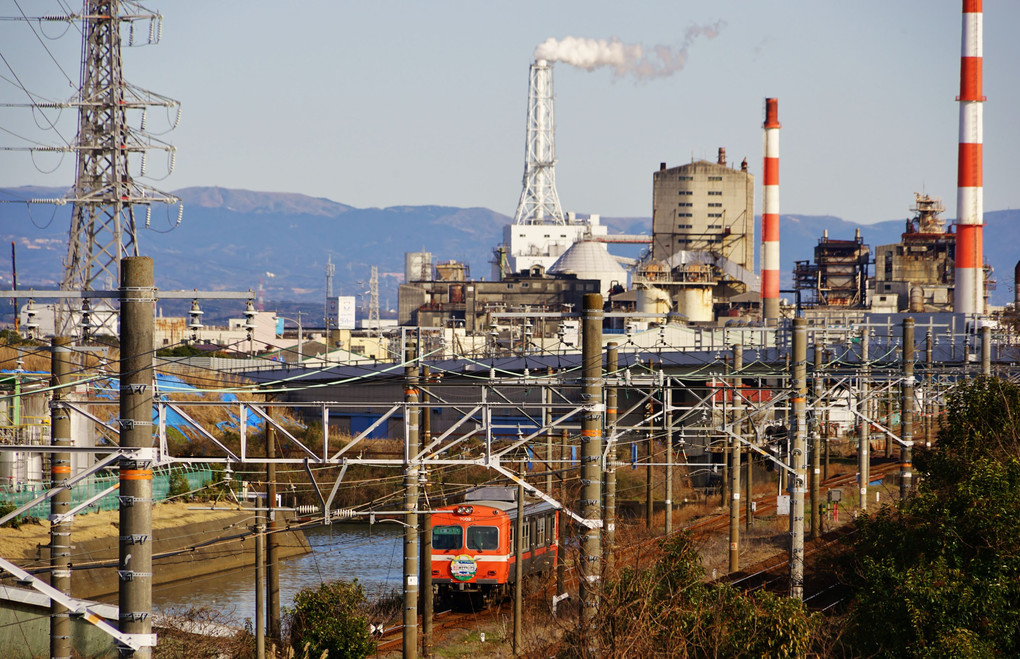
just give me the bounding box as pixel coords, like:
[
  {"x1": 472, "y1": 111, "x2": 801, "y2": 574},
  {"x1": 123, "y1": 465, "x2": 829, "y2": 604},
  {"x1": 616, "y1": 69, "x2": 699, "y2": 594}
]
[{"x1": 1, "y1": 186, "x2": 1017, "y2": 324}]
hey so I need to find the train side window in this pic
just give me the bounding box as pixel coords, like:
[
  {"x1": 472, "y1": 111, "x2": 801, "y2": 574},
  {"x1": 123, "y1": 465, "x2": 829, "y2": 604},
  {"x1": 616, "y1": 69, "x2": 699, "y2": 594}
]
[
  {"x1": 536, "y1": 516, "x2": 545, "y2": 546},
  {"x1": 433, "y1": 525, "x2": 462, "y2": 550},
  {"x1": 523, "y1": 521, "x2": 531, "y2": 549},
  {"x1": 467, "y1": 526, "x2": 499, "y2": 551}
]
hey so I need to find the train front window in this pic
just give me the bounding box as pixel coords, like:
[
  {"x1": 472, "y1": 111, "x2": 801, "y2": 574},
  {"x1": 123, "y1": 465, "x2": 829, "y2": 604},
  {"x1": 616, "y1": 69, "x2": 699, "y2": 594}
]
[
  {"x1": 467, "y1": 526, "x2": 499, "y2": 551},
  {"x1": 433, "y1": 525, "x2": 462, "y2": 550}
]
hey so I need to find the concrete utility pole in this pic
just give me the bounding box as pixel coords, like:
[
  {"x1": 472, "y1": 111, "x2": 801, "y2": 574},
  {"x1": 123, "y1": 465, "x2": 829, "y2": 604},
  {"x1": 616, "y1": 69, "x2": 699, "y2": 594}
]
[
  {"x1": 265, "y1": 406, "x2": 280, "y2": 645},
  {"x1": 789, "y1": 318, "x2": 807, "y2": 600},
  {"x1": 545, "y1": 367, "x2": 554, "y2": 497},
  {"x1": 255, "y1": 506, "x2": 265, "y2": 659},
  {"x1": 981, "y1": 325, "x2": 991, "y2": 377},
  {"x1": 810, "y1": 346, "x2": 822, "y2": 540},
  {"x1": 858, "y1": 330, "x2": 870, "y2": 512},
  {"x1": 403, "y1": 343, "x2": 420, "y2": 659},
  {"x1": 579, "y1": 293, "x2": 603, "y2": 649},
  {"x1": 604, "y1": 345, "x2": 618, "y2": 567},
  {"x1": 556, "y1": 428, "x2": 567, "y2": 598},
  {"x1": 925, "y1": 331, "x2": 934, "y2": 447},
  {"x1": 729, "y1": 344, "x2": 742, "y2": 572},
  {"x1": 420, "y1": 365, "x2": 433, "y2": 659},
  {"x1": 900, "y1": 318, "x2": 914, "y2": 498},
  {"x1": 118, "y1": 256, "x2": 156, "y2": 656},
  {"x1": 513, "y1": 481, "x2": 524, "y2": 656},
  {"x1": 664, "y1": 369, "x2": 674, "y2": 537},
  {"x1": 50, "y1": 336, "x2": 72, "y2": 659}
]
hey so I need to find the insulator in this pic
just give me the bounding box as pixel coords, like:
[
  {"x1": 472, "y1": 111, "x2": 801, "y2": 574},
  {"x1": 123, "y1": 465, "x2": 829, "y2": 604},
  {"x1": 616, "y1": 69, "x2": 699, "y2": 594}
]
[
  {"x1": 333, "y1": 508, "x2": 356, "y2": 520},
  {"x1": 295, "y1": 505, "x2": 319, "y2": 515},
  {"x1": 148, "y1": 18, "x2": 155, "y2": 43},
  {"x1": 168, "y1": 149, "x2": 176, "y2": 174},
  {"x1": 139, "y1": 152, "x2": 147, "y2": 177},
  {"x1": 243, "y1": 300, "x2": 258, "y2": 331},
  {"x1": 144, "y1": 205, "x2": 151, "y2": 228},
  {"x1": 140, "y1": 109, "x2": 147, "y2": 131},
  {"x1": 188, "y1": 299, "x2": 204, "y2": 333},
  {"x1": 172, "y1": 105, "x2": 181, "y2": 129},
  {"x1": 175, "y1": 204, "x2": 183, "y2": 226},
  {"x1": 128, "y1": 22, "x2": 134, "y2": 46},
  {"x1": 157, "y1": 17, "x2": 163, "y2": 43}
]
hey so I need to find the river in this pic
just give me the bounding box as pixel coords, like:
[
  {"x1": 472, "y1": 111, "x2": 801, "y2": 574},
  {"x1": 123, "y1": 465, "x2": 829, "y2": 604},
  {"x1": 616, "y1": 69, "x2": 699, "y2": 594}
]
[{"x1": 151, "y1": 522, "x2": 404, "y2": 624}]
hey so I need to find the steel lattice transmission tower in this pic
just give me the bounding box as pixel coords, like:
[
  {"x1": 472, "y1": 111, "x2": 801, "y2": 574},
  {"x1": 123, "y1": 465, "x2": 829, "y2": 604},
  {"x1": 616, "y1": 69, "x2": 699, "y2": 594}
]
[
  {"x1": 60, "y1": 0, "x2": 180, "y2": 333},
  {"x1": 512, "y1": 59, "x2": 565, "y2": 226}
]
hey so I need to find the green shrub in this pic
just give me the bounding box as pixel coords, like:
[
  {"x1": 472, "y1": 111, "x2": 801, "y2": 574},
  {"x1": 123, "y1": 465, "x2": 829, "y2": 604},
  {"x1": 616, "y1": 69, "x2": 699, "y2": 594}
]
[{"x1": 285, "y1": 579, "x2": 375, "y2": 659}]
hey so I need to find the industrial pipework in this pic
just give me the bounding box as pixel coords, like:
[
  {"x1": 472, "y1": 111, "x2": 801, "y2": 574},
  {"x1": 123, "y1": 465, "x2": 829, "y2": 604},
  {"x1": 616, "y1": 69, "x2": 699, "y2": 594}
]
[
  {"x1": 954, "y1": 0, "x2": 984, "y2": 315},
  {"x1": 761, "y1": 98, "x2": 781, "y2": 321}
]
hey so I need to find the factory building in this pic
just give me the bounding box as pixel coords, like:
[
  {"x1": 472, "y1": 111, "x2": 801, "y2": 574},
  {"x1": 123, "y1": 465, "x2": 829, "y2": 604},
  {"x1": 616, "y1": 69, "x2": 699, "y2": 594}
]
[
  {"x1": 636, "y1": 148, "x2": 758, "y2": 322},
  {"x1": 793, "y1": 229, "x2": 870, "y2": 309},
  {"x1": 871, "y1": 194, "x2": 957, "y2": 313},
  {"x1": 398, "y1": 262, "x2": 601, "y2": 333}
]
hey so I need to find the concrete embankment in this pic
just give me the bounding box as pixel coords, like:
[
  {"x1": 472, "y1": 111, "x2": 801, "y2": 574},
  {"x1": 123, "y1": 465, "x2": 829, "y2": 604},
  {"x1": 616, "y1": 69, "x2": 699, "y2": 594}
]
[{"x1": 0, "y1": 501, "x2": 310, "y2": 599}]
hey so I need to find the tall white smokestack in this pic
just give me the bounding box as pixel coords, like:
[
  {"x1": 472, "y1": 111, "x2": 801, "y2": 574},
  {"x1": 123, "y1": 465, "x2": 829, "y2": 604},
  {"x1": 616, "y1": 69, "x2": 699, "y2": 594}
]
[
  {"x1": 513, "y1": 59, "x2": 565, "y2": 225},
  {"x1": 761, "y1": 98, "x2": 780, "y2": 321},
  {"x1": 953, "y1": 0, "x2": 984, "y2": 315}
]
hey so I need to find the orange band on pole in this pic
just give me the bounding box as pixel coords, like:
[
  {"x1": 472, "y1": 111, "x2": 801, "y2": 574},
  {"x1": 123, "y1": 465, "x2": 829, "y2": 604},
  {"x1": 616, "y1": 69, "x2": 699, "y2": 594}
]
[
  {"x1": 120, "y1": 469, "x2": 152, "y2": 481},
  {"x1": 581, "y1": 429, "x2": 600, "y2": 437},
  {"x1": 51, "y1": 466, "x2": 71, "y2": 474}
]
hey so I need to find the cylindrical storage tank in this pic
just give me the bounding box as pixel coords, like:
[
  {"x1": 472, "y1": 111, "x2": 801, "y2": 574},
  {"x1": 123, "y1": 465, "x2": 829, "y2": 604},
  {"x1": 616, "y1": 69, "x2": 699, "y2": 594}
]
[
  {"x1": 909, "y1": 285, "x2": 925, "y2": 313},
  {"x1": 636, "y1": 286, "x2": 672, "y2": 315},
  {"x1": 675, "y1": 285, "x2": 714, "y2": 323},
  {"x1": 449, "y1": 284, "x2": 464, "y2": 304}
]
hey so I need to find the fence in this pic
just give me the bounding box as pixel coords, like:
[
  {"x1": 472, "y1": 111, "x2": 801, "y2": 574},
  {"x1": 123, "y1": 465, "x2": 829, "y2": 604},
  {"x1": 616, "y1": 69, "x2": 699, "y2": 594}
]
[{"x1": 0, "y1": 464, "x2": 216, "y2": 519}]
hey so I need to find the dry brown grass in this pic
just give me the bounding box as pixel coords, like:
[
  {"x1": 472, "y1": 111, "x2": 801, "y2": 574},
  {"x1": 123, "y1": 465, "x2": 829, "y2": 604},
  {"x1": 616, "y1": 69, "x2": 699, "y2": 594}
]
[{"x1": 0, "y1": 501, "x2": 245, "y2": 562}]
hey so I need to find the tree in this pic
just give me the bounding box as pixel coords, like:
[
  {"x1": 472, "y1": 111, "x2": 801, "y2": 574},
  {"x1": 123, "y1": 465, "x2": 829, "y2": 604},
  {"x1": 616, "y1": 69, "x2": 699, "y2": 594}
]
[
  {"x1": 844, "y1": 377, "x2": 1020, "y2": 658},
  {"x1": 285, "y1": 579, "x2": 375, "y2": 659}
]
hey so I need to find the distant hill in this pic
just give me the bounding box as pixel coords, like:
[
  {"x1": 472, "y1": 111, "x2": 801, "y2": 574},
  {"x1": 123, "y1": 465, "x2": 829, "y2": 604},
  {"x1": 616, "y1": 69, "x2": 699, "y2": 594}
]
[{"x1": 1, "y1": 186, "x2": 1017, "y2": 324}]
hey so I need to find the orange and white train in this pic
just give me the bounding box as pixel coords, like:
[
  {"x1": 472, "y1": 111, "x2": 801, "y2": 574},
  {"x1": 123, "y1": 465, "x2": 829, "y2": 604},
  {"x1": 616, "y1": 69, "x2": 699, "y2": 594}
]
[{"x1": 429, "y1": 487, "x2": 558, "y2": 606}]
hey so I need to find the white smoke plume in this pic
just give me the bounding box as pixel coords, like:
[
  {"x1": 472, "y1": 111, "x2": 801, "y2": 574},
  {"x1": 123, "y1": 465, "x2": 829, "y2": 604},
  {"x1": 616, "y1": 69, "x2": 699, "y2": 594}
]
[{"x1": 533, "y1": 22, "x2": 725, "y2": 80}]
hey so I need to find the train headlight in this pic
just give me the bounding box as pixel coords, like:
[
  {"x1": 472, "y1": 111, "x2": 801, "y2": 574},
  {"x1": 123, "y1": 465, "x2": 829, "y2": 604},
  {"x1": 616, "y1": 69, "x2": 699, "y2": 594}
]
[{"x1": 455, "y1": 505, "x2": 474, "y2": 516}]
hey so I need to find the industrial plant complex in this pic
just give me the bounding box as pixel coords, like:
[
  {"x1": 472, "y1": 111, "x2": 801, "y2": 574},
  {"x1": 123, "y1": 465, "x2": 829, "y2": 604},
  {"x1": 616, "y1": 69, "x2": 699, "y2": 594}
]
[{"x1": 3, "y1": 2, "x2": 1020, "y2": 658}]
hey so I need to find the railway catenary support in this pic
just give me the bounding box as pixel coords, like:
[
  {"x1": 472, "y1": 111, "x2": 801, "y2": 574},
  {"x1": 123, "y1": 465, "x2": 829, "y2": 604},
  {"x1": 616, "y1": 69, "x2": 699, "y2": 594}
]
[
  {"x1": 925, "y1": 331, "x2": 934, "y2": 447},
  {"x1": 900, "y1": 318, "x2": 914, "y2": 498},
  {"x1": 603, "y1": 344, "x2": 618, "y2": 569},
  {"x1": 729, "y1": 343, "x2": 742, "y2": 573},
  {"x1": 557, "y1": 427, "x2": 567, "y2": 598},
  {"x1": 265, "y1": 402, "x2": 281, "y2": 645},
  {"x1": 545, "y1": 366, "x2": 554, "y2": 497},
  {"x1": 790, "y1": 317, "x2": 807, "y2": 600},
  {"x1": 119, "y1": 256, "x2": 156, "y2": 657},
  {"x1": 664, "y1": 368, "x2": 674, "y2": 537},
  {"x1": 579, "y1": 293, "x2": 604, "y2": 652},
  {"x1": 420, "y1": 365, "x2": 433, "y2": 659},
  {"x1": 255, "y1": 505, "x2": 265, "y2": 659},
  {"x1": 403, "y1": 344, "x2": 420, "y2": 659},
  {"x1": 513, "y1": 480, "x2": 524, "y2": 656},
  {"x1": 50, "y1": 336, "x2": 72, "y2": 659},
  {"x1": 810, "y1": 346, "x2": 822, "y2": 540},
  {"x1": 858, "y1": 329, "x2": 870, "y2": 512},
  {"x1": 981, "y1": 325, "x2": 991, "y2": 377}
]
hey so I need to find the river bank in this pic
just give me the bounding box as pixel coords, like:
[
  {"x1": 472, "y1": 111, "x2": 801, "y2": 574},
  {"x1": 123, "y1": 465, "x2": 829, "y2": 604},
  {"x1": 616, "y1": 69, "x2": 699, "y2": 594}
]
[{"x1": 0, "y1": 501, "x2": 310, "y2": 599}]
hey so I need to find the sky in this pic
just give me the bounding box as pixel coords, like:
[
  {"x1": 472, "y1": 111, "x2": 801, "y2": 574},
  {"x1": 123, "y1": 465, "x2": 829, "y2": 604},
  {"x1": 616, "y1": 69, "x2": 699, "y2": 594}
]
[{"x1": 1, "y1": 0, "x2": 1019, "y2": 226}]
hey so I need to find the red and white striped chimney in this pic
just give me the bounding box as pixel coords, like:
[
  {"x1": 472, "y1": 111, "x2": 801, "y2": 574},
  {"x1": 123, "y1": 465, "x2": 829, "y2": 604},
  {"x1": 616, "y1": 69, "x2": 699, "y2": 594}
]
[
  {"x1": 761, "y1": 98, "x2": 781, "y2": 321},
  {"x1": 954, "y1": 0, "x2": 984, "y2": 315}
]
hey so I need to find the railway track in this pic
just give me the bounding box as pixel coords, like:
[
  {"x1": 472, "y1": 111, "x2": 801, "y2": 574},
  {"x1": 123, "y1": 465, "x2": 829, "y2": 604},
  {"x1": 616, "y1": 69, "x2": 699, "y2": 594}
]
[{"x1": 373, "y1": 462, "x2": 899, "y2": 653}]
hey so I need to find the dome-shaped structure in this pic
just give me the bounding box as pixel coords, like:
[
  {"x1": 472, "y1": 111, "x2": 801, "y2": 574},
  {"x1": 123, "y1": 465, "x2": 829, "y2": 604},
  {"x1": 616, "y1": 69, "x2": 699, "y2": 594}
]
[{"x1": 548, "y1": 240, "x2": 628, "y2": 296}]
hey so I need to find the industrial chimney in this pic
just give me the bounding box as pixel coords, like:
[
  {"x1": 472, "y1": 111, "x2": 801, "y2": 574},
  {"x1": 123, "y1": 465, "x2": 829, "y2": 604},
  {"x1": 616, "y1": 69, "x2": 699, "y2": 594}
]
[
  {"x1": 953, "y1": 0, "x2": 984, "y2": 315},
  {"x1": 761, "y1": 98, "x2": 781, "y2": 321},
  {"x1": 513, "y1": 59, "x2": 565, "y2": 225}
]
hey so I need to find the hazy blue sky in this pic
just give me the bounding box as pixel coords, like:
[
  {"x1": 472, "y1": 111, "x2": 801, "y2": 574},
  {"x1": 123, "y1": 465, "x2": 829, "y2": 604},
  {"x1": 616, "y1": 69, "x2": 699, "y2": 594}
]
[{"x1": 2, "y1": 1, "x2": 1019, "y2": 225}]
